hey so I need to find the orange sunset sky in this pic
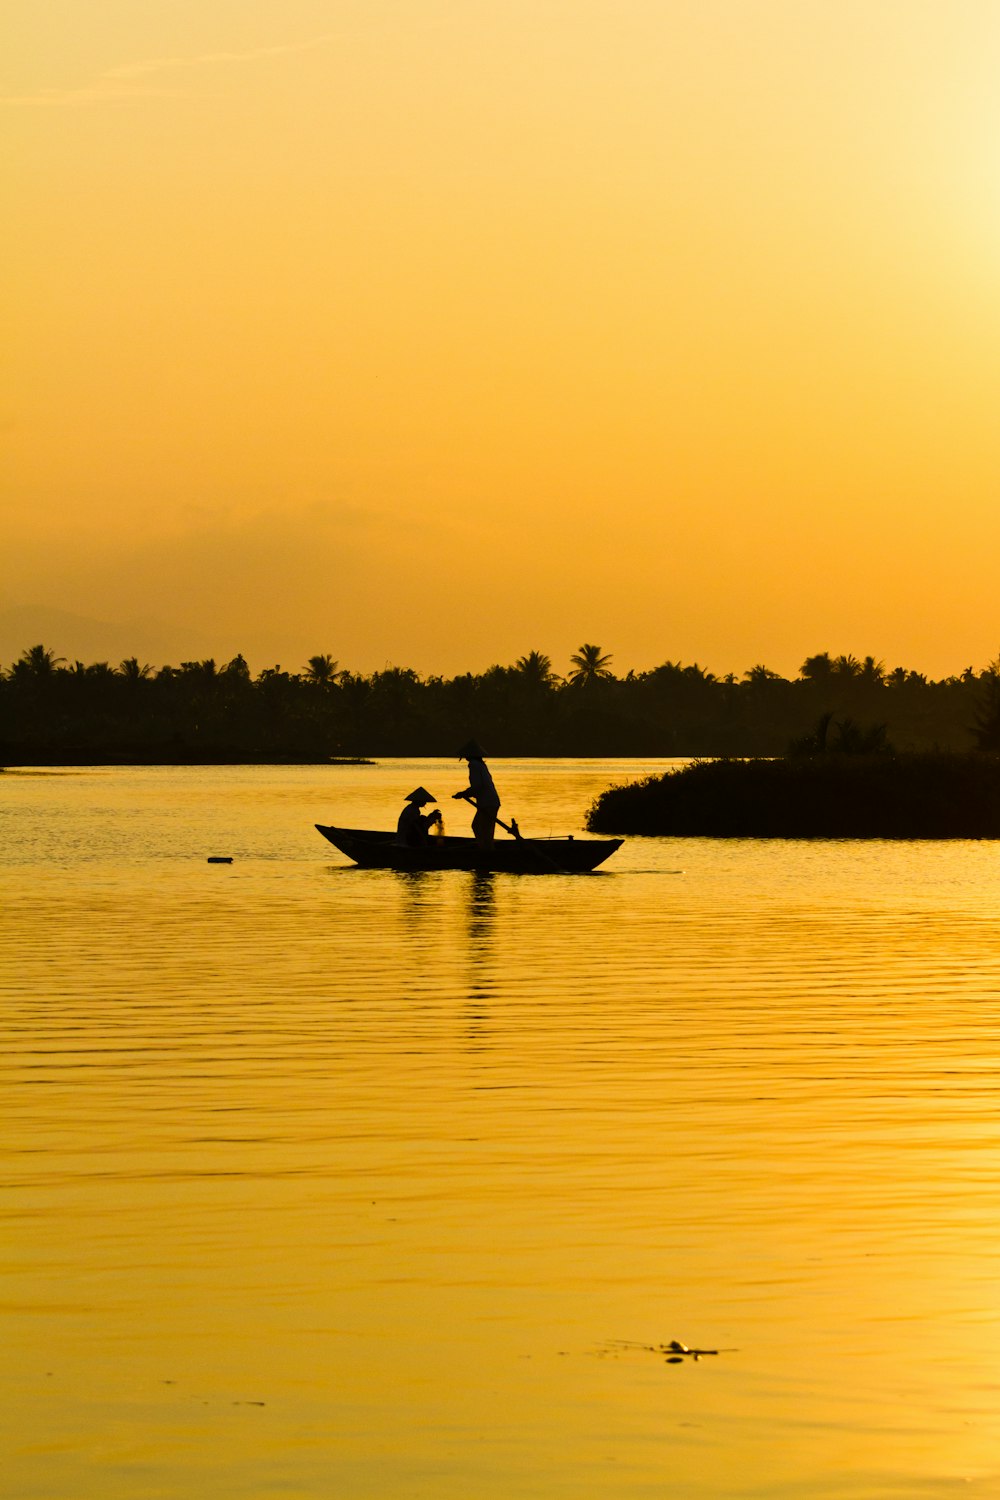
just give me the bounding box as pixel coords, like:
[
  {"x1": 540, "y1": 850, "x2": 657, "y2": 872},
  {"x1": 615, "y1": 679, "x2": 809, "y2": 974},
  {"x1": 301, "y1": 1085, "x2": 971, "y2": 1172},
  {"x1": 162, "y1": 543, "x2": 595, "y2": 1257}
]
[{"x1": 5, "y1": 0, "x2": 1000, "y2": 679}]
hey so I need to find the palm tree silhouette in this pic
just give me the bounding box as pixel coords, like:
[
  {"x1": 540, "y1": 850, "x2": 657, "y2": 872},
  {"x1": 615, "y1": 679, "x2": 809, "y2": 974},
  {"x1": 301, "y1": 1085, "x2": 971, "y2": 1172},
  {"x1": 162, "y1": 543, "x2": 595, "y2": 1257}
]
[
  {"x1": 180, "y1": 658, "x2": 218, "y2": 682},
  {"x1": 15, "y1": 644, "x2": 65, "y2": 678},
  {"x1": 568, "y1": 643, "x2": 614, "y2": 686},
  {"x1": 305, "y1": 654, "x2": 344, "y2": 686},
  {"x1": 744, "y1": 664, "x2": 781, "y2": 686},
  {"x1": 799, "y1": 652, "x2": 834, "y2": 684},
  {"x1": 514, "y1": 650, "x2": 557, "y2": 688},
  {"x1": 118, "y1": 657, "x2": 152, "y2": 681}
]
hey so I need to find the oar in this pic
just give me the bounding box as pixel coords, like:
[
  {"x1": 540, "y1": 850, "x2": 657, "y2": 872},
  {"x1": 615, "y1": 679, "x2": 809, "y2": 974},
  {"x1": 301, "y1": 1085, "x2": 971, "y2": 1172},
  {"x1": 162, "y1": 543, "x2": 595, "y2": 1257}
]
[
  {"x1": 457, "y1": 793, "x2": 522, "y2": 840},
  {"x1": 463, "y1": 797, "x2": 569, "y2": 872}
]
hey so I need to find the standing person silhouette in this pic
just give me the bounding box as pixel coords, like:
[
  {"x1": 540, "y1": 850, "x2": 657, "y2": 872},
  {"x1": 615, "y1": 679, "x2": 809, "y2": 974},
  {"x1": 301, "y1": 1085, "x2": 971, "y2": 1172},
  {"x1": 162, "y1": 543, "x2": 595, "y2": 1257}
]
[{"x1": 452, "y1": 741, "x2": 501, "y2": 844}]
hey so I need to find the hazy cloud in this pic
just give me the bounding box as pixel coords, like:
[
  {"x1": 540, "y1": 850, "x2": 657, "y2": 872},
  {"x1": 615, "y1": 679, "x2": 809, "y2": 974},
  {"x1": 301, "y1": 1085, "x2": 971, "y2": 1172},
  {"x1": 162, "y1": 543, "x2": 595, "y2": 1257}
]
[
  {"x1": 1, "y1": 31, "x2": 340, "y2": 107},
  {"x1": 2, "y1": 496, "x2": 570, "y2": 675}
]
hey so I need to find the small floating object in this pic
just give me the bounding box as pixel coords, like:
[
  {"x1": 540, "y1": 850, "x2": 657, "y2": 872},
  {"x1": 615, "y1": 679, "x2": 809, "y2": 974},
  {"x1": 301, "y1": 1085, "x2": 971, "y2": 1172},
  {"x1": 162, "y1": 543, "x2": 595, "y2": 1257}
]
[
  {"x1": 661, "y1": 1339, "x2": 725, "y2": 1363},
  {"x1": 598, "y1": 1337, "x2": 731, "y2": 1365},
  {"x1": 207, "y1": 856, "x2": 233, "y2": 864}
]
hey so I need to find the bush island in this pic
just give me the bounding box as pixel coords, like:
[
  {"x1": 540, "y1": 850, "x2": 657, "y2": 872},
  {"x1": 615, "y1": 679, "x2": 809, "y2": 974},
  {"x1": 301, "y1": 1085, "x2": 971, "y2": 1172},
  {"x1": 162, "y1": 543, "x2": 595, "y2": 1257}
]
[{"x1": 586, "y1": 753, "x2": 1000, "y2": 839}]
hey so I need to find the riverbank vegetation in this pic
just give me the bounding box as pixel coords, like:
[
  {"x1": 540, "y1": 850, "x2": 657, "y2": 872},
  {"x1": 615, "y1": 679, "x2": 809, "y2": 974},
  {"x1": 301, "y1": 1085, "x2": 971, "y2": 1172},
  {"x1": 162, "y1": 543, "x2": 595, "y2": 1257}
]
[
  {"x1": 586, "y1": 751, "x2": 1000, "y2": 838},
  {"x1": 2, "y1": 643, "x2": 999, "y2": 763}
]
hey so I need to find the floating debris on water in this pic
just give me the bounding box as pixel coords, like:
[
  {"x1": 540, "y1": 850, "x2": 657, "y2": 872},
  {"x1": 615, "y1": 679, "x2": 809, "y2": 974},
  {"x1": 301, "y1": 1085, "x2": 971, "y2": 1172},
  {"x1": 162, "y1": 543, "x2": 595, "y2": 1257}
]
[{"x1": 599, "y1": 1338, "x2": 735, "y2": 1365}]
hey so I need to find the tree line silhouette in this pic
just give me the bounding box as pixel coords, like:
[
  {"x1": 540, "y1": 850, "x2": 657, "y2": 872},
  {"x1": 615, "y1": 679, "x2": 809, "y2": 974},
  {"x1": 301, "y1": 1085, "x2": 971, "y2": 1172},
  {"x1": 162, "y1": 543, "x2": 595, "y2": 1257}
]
[{"x1": 3, "y1": 643, "x2": 1000, "y2": 762}]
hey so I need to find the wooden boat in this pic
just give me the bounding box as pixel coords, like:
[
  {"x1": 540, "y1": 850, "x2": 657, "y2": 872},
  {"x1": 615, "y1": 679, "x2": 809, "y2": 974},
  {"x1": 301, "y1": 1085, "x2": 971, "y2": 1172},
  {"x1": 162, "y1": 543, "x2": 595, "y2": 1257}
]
[{"x1": 315, "y1": 824, "x2": 622, "y2": 874}]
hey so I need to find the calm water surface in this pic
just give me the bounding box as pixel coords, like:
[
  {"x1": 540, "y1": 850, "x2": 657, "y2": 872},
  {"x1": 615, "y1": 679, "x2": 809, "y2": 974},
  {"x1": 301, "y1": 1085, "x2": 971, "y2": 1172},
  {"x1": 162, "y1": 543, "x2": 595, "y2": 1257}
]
[{"x1": 4, "y1": 759, "x2": 1000, "y2": 1498}]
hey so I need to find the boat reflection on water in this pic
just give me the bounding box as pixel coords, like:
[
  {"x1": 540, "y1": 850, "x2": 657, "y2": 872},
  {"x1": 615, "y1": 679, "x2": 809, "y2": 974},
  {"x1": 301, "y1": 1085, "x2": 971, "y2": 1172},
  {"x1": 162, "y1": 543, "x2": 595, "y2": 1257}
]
[
  {"x1": 382, "y1": 866, "x2": 498, "y2": 1042},
  {"x1": 467, "y1": 869, "x2": 496, "y2": 950},
  {"x1": 465, "y1": 871, "x2": 496, "y2": 1037}
]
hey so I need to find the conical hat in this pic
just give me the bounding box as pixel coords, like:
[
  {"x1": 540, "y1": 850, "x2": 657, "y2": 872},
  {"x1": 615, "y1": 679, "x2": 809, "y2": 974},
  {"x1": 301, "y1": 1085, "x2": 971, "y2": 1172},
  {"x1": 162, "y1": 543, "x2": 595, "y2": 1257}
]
[{"x1": 404, "y1": 786, "x2": 436, "y2": 804}]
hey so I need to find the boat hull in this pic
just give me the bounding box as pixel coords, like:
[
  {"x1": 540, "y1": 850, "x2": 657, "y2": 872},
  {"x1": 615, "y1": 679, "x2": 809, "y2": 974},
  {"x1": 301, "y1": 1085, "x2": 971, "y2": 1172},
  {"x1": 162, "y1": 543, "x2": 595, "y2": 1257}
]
[{"x1": 315, "y1": 825, "x2": 622, "y2": 873}]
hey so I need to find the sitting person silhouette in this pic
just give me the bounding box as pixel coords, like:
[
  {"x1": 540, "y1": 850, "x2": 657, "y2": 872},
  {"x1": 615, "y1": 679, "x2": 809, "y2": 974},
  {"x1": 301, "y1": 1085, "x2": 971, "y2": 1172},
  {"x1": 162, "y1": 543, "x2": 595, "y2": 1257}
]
[
  {"x1": 452, "y1": 741, "x2": 500, "y2": 844},
  {"x1": 396, "y1": 787, "x2": 442, "y2": 846}
]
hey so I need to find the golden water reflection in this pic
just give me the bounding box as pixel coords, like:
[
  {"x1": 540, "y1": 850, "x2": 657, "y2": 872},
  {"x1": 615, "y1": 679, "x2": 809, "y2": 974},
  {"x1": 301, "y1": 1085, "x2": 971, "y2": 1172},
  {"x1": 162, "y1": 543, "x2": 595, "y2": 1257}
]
[{"x1": 4, "y1": 762, "x2": 1000, "y2": 1497}]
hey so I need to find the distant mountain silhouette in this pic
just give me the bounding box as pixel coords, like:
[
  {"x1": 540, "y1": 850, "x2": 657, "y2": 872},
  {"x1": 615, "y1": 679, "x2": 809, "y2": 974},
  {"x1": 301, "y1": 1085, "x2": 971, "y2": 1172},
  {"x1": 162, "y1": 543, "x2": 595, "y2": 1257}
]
[{"x1": 0, "y1": 606, "x2": 205, "y2": 672}]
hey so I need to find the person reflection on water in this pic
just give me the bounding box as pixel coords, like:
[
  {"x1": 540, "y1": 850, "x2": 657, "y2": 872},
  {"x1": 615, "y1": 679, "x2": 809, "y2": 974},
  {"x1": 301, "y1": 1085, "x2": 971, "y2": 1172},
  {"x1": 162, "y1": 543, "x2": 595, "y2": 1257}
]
[
  {"x1": 396, "y1": 787, "x2": 443, "y2": 847},
  {"x1": 452, "y1": 741, "x2": 501, "y2": 845}
]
